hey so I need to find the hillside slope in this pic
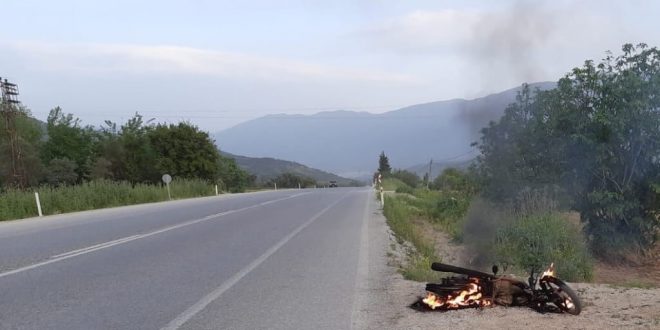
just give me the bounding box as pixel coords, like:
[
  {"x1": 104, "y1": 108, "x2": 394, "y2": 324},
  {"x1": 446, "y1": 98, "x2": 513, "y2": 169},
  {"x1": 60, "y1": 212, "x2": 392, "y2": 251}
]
[
  {"x1": 221, "y1": 151, "x2": 359, "y2": 186},
  {"x1": 214, "y1": 82, "x2": 555, "y2": 176}
]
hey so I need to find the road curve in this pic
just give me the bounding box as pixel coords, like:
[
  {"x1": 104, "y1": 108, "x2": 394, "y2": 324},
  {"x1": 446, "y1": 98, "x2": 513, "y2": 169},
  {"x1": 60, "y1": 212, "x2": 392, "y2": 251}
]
[{"x1": 0, "y1": 187, "x2": 374, "y2": 329}]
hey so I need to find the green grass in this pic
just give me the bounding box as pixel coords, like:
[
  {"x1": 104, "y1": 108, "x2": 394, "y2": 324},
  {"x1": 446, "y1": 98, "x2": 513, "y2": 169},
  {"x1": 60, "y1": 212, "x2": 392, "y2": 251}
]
[
  {"x1": 383, "y1": 195, "x2": 444, "y2": 282},
  {"x1": 401, "y1": 255, "x2": 445, "y2": 282},
  {"x1": 0, "y1": 179, "x2": 218, "y2": 221},
  {"x1": 494, "y1": 212, "x2": 594, "y2": 282},
  {"x1": 428, "y1": 190, "x2": 470, "y2": 240},
  {"x1": 381, "y1": 184, "x2": 594, "y2": 283},
  {"x1": 396, "y1": 189, "x2": 471, "y2": 241},
  {"x1": 380, "y1": 185, "x2": 474, "y2": 282}
]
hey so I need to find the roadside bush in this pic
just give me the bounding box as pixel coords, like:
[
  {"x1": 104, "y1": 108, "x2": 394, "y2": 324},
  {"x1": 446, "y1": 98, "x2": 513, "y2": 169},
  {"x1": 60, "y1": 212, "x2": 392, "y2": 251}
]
[
  {"x1": 395, "y1": 185, "x2": 414, "y2": 194},
  {"x1": 389, "y1": 169, "x2": 420, "y2": 188},
  {"x1": 495, "y1": 212, "x2": 593, "y2": 282},
  {"x1": 381, "y1": 177, "x2": 410, "y2": 191},
  {"x1": 431, "y1": 167, "x2": 478, "y2": 194},
  {"x1": 403, "y1": 189, "x2": 471, "y2": 241}
]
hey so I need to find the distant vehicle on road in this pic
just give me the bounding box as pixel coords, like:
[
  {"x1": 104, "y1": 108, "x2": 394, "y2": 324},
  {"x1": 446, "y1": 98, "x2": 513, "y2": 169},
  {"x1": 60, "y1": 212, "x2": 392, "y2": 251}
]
[{"x1": 329, "y1": 181, "x2": 338, "y2": 188}]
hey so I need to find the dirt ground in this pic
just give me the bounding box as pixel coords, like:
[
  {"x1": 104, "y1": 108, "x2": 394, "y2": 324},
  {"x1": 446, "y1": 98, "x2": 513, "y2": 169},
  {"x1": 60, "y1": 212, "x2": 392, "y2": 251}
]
[
  {"x1": 593, "y1": 244, "x2": 660, "y2": 288},
  {"x1": 361, "y1": 206, "x2": 660, "y2": 330}
]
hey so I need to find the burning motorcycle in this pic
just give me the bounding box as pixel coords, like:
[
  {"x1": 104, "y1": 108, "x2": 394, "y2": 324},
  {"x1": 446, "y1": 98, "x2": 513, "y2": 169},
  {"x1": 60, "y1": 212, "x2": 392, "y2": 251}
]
[{"x1": 416, "y1": 262, "x2": 582, "y2": 315}]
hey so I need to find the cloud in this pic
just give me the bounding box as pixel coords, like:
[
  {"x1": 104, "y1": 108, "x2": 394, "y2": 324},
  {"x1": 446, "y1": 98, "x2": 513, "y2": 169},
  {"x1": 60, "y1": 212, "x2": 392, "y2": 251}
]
[
  {"x1": 360, "y1": 1, "x2": 633, "y2": 89},
  {"x1": 364, "y1": 1, "x2": 626, "y2": 53},
  {"x1": 362, "y1": 9, "x2": 482, "y2": 53},
  {"x1": 5, "y1": 41, "x2": 419, "y2": 84}
]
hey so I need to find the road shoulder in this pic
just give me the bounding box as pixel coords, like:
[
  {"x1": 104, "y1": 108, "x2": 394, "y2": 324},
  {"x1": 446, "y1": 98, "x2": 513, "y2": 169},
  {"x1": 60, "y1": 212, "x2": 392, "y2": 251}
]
[{"x1": 357, "y1": 195, "x2": 660, "y2": 330}]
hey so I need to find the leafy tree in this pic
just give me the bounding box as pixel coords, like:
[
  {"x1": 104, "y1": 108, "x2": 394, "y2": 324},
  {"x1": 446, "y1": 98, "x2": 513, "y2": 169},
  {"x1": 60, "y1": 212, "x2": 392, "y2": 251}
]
[
  {"x1": 41, "y1": 107, "x2": 95, "y2": 182},
  {"x1": 557, "y1": 44, "x2": 660, "y2": 257},
  {"x1": 475, "y1": 84, "x2": 564, "y2": 201},
  {"x1": 217, "y1": 155, "x2": 253, "y2": 192},
  {"x1": 88, "y1": 157, "x2": 113, "y2": 180},
  {"x1": 378, "y1": 151, "x2": 392, "y2": 175},
  {"x1": 117, "y1": 113, "x2": 159, "y2": 183},
  {"x1": 45, "y1": 157, "x2": 78, "y2": 186},
  {"x1": 147, "y1": 122, "x2": 221, "y2": 182},
  {"x1": 476, "y1": 43, "x2": 660, "y2": 258},
  {"x1": 0, "y1": 106, "x2": 44, "y2": 188},
  {"x1": 90, "y1": 120, "x2": 122, "y2": 180}
]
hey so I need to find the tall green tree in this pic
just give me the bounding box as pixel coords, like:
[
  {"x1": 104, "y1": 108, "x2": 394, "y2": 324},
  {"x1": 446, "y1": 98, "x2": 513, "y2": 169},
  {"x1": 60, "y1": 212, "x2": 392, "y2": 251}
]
[
  {"x1": 147, "y1": 122, "x2": 221, "y2": 181},
  {"x1": 41, "y1": 107, "x2": 95, "y2": 182},
  {"x1": 117, "y1": 113, "x2": 159, "y2": 183},
  {"x1": 378, "y1": 151, "x2": 392, "y2": 175},
  {"x1": 475, "y1": 84, "x2": 564, "y2": 201},
  {"x1": 0, "y1": 106, "x2": 44, "y2": 187},
  {"x1": 45, "y1": 158, "x2": 78, "y2": 186},
  {"x1": 558, "y1": 44, "x2": 660, "y2": 256},
  {"x1": 91, "y1": 120, "x2": 124, "y2": 180},
  {"x1": 217, "y1": 155, "x2": 253, "y2": 192}
]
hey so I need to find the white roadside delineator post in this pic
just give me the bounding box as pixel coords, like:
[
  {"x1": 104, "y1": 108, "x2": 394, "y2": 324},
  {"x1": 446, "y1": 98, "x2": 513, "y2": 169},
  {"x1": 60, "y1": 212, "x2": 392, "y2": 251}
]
[
  {"x1": 215, "y1": 184, "x2": 219, "y2": 196},
  {"x1": 378, "y1": 173, "x2": 384, "y2": 207},
  {"x1": 380, "y1": 187, "x2": 384, "y2": 207},
  {"x1": 34, "y1": 192, "x2": 43, "y2": 217}
]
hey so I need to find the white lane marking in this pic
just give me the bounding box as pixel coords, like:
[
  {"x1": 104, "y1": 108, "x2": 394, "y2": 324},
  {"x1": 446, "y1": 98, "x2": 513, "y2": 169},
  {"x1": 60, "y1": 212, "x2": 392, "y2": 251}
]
[
  {"x1": 0, "y1": 193, "x2": 310, "y2": 280},
  {"x1": 161, "y1": 194, "x2": 348, "y2": 330},
  {"x1": 50, "y1": 235, "x2": 141, "y2": 258}
]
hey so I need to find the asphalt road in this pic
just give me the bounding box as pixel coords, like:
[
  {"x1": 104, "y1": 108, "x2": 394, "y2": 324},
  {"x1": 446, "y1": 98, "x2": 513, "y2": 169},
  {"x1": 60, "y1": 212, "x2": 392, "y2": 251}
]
[{"x1": 0, "y1": 187, "x2": 374, "y2": 329}]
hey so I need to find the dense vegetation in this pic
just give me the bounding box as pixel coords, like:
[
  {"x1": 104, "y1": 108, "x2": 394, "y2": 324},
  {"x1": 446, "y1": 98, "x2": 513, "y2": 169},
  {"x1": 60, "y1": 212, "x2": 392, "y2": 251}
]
[
  {"x1": 494, "y1": 210, "x2": 593, "y2": 281},
  {"x1": 379, "y1": 44, "x2": 660, "y2": 281},
  {"x1": 1, "y1": 108, "x2": 252, "y2": 189},
  {"x1": 0, "y1": 107, "x2": 254, "y2": 219},
  {"x1": 475, "y1": 43, "x2": 660, "y2": 260},
  {"x1": 381, "y1": 168, "x2": 593, "y2": 282}
]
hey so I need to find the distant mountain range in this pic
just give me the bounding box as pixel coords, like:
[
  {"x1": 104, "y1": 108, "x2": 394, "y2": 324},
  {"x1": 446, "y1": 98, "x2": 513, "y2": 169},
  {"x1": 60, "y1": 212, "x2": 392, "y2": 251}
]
[
  {"x1": 221, "y1": 151, "x2": 359, "y2": 186},
  {"x1": 214, "y1": 82, "x2": 555, "y2": 178}
]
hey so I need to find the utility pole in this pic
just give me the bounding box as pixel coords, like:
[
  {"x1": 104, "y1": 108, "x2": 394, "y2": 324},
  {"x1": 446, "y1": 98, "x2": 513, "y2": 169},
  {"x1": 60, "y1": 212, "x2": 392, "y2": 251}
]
[
  {"x1": 426, "y1": 158, "x2": 433, "y2": 189},
  {"x1": 0, "y1": 77, "x2": 26, "y2": 188}
]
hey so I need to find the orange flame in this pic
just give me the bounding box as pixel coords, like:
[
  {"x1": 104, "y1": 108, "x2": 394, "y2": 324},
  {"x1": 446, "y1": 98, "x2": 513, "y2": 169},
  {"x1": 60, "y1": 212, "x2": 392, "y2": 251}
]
[
  {"x1": 422, "y1": 278, "x2": 492, "y2": 310},
  {"x1": 422, "y1": 292, "x2": 443, "y2": 309},
  {"x1": 542, "y1": 262, "x2": 555, "y2": 278}
]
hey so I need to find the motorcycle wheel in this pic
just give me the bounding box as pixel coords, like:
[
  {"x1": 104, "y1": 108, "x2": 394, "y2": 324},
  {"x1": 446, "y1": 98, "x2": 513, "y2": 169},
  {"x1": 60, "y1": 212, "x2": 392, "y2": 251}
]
[{"x1": 541, "y1": 277, "x2": 582, "y2": 315}]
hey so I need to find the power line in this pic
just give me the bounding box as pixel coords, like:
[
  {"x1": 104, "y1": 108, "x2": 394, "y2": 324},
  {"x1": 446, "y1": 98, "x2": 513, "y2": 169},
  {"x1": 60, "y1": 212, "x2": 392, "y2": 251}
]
[{"x1": 434, "y1": 149, "x2": 479, "y2": 163}]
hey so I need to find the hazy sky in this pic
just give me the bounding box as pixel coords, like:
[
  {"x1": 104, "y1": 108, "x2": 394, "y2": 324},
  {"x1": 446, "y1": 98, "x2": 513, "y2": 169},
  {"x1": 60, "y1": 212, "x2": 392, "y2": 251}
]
[{"x1": 1, "y1": 0, "x2": 658, "y2": 132}]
